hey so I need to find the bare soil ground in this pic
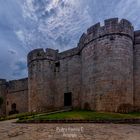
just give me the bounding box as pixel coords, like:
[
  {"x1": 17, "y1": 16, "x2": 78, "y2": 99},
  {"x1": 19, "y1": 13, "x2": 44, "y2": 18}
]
[{"x1": 0, "y1": 119, "x2": 140, "y2": 140}]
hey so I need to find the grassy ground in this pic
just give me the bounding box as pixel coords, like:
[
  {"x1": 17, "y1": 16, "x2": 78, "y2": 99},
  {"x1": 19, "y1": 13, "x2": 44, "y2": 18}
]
[
  {"x1": 17, "y1": 110, "x2": 140, "y2": 122},
  {"x1": 0, "y1": 112, "x2": 37, "y2": 121}
]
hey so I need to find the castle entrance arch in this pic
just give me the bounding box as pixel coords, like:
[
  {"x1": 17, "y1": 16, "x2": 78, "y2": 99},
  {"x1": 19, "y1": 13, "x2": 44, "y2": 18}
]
[{"x1": 9, "y1": 103, "x2": 19, "y2": 115}]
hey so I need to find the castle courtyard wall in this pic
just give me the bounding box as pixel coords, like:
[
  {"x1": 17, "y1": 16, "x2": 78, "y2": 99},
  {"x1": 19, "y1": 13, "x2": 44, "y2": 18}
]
[
  {"x1": 6, "y1": 78, "x2": 28, "y2": 115},
  {"x1": 0, "y1": 79, "x2": 7, "y2": 115}
]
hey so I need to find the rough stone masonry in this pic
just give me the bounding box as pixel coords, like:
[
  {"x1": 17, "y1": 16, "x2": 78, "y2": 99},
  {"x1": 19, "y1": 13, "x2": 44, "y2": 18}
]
[{"x1": 0, "y1": 18, "x2": 140, "y2": 115}]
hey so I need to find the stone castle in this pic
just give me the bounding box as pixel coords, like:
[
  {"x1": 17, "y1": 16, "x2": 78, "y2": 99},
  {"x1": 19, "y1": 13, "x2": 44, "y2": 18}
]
[{"x1": 0, "y1": 18, "x2": 140, "y2": 115}]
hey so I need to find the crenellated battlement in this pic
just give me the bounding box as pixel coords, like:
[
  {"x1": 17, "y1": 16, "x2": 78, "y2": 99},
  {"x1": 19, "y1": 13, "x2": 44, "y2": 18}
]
[
  {"x1": 78, "y1": 33, "x2": 87, "y2": 49},
  {"x1": 134, "y1": 30, "x2": 140, "y2": 44},
  {"x1": 87, "y1": 18, "x2": 133, "y2": 37},
  {"x1": 27, "y1": 48, "x2": 58, "y2": 65},
  {"x1": 78, "y1": 18, "x2": 134, "y2": 49},
  {"x1": 58, "y1": 47, "x2": 79, "y2": 59},
  {"x1": 7, "y1": 78, "x2": 28, "y2": 93},
  {"x1": 27, "y1": 48, "x2": 45, "y2": 64}
]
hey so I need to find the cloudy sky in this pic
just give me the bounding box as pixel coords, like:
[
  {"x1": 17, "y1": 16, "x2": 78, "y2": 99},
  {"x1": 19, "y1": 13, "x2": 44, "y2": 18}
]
[{"x1": 0, "y1": 0, "x2": 140, "y2": 80}]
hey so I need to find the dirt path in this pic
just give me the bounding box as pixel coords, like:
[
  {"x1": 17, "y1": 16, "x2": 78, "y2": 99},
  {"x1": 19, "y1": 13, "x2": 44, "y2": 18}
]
[{"x1": 0, "y1": 119, "x2": 140, "y2": 140}]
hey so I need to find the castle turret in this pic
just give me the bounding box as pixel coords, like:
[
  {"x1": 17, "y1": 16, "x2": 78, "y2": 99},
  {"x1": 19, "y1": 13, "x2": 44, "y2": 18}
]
[
  {"x1": 28, "y1": 48, "x2": 58, "y2": 112},
  {"x1": 80, "y1": 18, "x2": 134, "y2": 112},
  {"x1": 134, "y1": 30, "x2": 140, "y2": 110}
]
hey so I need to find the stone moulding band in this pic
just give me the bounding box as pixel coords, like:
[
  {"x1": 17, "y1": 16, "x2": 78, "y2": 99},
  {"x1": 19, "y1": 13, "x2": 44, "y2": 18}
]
[
  {"x1": 28, "y1": 58, "x2": 54, "y2": 66},
  {"x1": 79, "y1": 32, "x2": 134, "y2": 52},
  {"x1": 8, "y1": 89, "x2": 28, "y2": 94},
  {"x1": 86, "y1": 32, "x2": 133, "y2": 44}
]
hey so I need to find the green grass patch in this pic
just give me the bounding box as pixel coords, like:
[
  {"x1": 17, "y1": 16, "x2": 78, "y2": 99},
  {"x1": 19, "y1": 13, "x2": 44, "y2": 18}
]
[
  {"x1": 128, "y1": 112, "x2": 140, "y2": 117},
  {"x1": 17, "y1": 110, "x2": 140, "y2": 122},
  {"x1": 0, "y1": 112, "x2": 37, "y2": 121}
]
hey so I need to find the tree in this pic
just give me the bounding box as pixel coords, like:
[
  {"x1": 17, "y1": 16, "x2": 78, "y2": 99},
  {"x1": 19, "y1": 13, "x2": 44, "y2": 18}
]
[{"x1": 0, "y1": 97, "x2": 3, "y2": 108}]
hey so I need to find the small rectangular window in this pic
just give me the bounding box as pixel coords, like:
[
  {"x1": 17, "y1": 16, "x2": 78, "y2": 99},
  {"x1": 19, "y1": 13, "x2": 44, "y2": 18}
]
[{"x1": 55, "y1": 61, "x2": 60, "y2": 67}]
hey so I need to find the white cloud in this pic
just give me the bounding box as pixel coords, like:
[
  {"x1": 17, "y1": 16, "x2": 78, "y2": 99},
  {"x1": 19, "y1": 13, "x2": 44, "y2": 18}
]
[
  {"x1": 22, "y1": 0, "x2": 37, "y2": 21},
  {"x1": 8, "y1": 49, "x2": 17, "y2": 55},
  {"x1": 20, "y1": 0, "x2": 92, "y2": 51},
  {"x1": 1, "y1": 0, "x2": 140, "y2": 80},
  {"x1": 15, "y1": 30, "x2": 25, "y2": 42}
]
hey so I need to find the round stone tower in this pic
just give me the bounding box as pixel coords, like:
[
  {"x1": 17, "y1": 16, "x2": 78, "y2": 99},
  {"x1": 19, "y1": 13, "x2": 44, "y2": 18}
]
[
  {"x1": 27, "y1": 48, "x2": 58, "y2": 112},
  {"x1": 80, "y1": 18, "x2": 134, "y2": 112}
]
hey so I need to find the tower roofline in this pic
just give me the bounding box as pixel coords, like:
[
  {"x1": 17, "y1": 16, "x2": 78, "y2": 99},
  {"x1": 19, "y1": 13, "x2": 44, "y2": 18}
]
[{"x1": 78, "y1": 18, "x2": 134, "y2": 49}]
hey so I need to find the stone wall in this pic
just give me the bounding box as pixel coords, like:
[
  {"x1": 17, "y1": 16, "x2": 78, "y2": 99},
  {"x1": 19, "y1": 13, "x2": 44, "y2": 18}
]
[
  {"x1": 28, "y1": 47, "x2": 81, "y2": 112},
  {"x1": 134, "y1": 30, "x2": 140, "y2": 110},
  {"x1": 55, "y1": 48, "x2": 81, "y2": 109},
  {"x1": 81, "y1": 18, "x2": 134, "y2": 112},
  {"x1": 28, "y1": 48, "x2": 58, "y2": 112},
  {"x1": 0, "y1": 79, "x2": 7, "y2": 115},
  {"x1": 6, "y1": 78, "x2": 28, "y2": 115}
]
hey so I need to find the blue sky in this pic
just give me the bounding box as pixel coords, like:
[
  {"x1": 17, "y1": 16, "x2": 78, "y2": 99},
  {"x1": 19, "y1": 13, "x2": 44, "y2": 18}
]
[{"x1": 0, "y1": 0, "x2": 140, "y2": 80}]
